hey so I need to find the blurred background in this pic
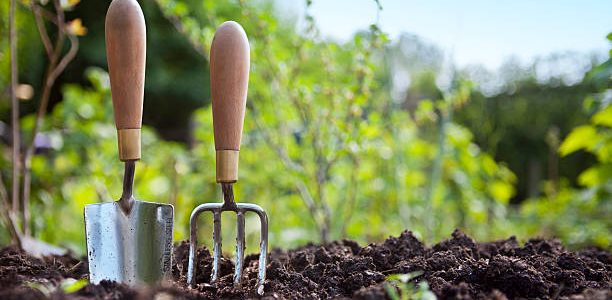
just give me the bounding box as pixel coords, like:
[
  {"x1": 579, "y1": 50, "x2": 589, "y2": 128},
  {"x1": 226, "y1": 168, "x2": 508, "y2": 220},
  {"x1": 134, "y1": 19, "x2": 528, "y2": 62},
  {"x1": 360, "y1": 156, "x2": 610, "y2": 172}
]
[{"x1": 0, "y1": 0, "x2": 610, "y2": 255}]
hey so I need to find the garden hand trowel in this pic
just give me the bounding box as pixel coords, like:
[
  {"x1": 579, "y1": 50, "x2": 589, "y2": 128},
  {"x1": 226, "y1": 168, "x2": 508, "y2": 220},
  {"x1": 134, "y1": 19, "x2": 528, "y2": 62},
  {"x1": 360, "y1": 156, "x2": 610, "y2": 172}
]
[{"x1": 84, "y1": 0, "x2": 173, "y2": 285}]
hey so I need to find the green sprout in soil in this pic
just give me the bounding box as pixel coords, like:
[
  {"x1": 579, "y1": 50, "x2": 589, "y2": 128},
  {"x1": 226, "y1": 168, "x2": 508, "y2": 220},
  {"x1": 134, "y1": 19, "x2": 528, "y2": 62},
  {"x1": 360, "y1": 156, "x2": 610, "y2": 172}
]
[
  {"x1": 25, "y1": 278, "x2": 88, "y2": 296},
  {"x1": 385, "y1": 272, "x2": 436, "y2": 300}
]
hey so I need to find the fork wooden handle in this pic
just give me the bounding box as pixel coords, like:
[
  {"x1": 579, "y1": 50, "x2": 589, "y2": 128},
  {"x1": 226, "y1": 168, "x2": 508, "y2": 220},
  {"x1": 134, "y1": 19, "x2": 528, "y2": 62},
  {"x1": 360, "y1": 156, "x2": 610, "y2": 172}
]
[
  {"x1": 210, "y1": 21, "x2": 250, "y2": 183},
  {"x1": 105, "y1": 0, "x2": 146, "y2": 161}
]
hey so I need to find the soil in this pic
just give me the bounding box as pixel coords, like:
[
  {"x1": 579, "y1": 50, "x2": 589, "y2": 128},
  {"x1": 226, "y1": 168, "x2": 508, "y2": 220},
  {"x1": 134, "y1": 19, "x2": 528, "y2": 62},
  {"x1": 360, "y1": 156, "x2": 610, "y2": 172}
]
[{"x1": 0, "y1": 230, "x2": 610, "y2": 299}]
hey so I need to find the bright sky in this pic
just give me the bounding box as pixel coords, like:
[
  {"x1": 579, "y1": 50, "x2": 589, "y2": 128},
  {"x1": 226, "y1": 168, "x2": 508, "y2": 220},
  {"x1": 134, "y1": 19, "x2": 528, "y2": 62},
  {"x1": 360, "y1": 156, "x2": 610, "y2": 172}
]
[{"x1": 276, "y1": 0, "x2": 612, "y2": 70}]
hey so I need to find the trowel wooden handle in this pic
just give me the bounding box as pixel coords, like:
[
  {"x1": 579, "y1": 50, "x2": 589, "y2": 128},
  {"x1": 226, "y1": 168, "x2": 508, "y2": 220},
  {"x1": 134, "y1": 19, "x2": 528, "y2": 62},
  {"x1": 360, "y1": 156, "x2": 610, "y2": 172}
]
[
  {"x1": 105, "y1": 0, "x2": 146, "y2": 161},
  {"x1": 211, "y1": 21, "x2": 250, "y2": 183}
]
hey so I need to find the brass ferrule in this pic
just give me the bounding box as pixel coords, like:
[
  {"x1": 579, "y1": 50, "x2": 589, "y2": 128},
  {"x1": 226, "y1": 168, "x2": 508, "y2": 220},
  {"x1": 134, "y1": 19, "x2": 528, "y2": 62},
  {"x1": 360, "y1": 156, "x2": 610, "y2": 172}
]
[
  {"x1": 117, "y1": 129, "x2": 141, "y2": 161},
  {"x1": 216, "y1": 150, "x2": 239, "y2": 183}
]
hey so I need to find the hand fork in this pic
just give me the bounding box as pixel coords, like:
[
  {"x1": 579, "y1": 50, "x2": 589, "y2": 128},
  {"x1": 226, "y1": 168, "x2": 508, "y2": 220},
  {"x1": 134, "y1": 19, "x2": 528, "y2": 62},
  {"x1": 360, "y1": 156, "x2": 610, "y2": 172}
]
[{"x1": 187, "y1": 21, "x2": 269, "y2": 295}]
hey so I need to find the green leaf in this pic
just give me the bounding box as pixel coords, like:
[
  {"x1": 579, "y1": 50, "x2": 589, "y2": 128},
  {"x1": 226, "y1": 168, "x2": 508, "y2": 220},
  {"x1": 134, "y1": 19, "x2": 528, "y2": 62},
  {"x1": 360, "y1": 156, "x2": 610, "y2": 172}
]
[
  {"x1": 578, "y1": 164, "x2": 612, "y2": 187},
  {"x1": 559, "y1": 125, "x2": 597, "y2": 156},
  {"x1": 578, "y1": 167, "x2": 600, "y2": 187},
  {"x1": 386, "y1": 271, "x2": 423, "y2": 283},
  {"x1": 385, "y1": 283, "x2": 402, "y2": 300},
  {"x1": 61, "y1": 278, "x2": 88, "y2": 293},
  {"x1": 488, "y1": 180, "x2": 514, "y2": 204},
  {"x1": 593, "y1": 105, "x2": 612, "y2": 127}
]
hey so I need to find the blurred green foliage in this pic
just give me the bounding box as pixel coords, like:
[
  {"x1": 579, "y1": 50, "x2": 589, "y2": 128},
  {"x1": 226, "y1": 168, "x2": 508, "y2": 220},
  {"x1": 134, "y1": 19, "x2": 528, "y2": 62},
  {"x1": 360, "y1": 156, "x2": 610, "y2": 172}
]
[
  {"x1": 0, "y1": 0, "x2": 610, "y2": 253},
  {"x1": 511, "y1": 34, "x2": 612, "y2": 248},
  {"x1": 456, "y1": 80, "x2": 597, "y2": 201}
]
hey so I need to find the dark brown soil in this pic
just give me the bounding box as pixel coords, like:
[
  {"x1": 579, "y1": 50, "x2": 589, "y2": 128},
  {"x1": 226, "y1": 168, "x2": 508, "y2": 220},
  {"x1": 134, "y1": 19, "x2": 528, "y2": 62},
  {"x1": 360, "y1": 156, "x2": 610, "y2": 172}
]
[{"x1": 0, "y1": 230, "x2": 610, "y2": 299}]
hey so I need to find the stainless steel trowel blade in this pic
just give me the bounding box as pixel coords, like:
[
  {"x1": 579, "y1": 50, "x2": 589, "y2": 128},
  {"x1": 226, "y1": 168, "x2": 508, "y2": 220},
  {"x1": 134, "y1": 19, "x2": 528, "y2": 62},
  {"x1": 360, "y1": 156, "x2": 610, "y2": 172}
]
[{"x1": 84, "y1": 200, "x2": 173, "y2": 285}]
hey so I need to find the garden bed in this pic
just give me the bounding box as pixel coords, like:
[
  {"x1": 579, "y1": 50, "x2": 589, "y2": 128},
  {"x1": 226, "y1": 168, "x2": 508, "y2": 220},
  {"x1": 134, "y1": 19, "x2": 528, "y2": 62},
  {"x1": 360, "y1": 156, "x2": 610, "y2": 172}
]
[{"x1": 0, "y1": 230, "x2": 610, "y2": 299}]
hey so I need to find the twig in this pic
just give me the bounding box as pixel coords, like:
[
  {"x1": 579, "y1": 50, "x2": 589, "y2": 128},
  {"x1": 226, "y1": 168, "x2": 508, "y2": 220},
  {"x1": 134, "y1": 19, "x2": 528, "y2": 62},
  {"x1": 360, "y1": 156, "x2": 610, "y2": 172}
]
[
  {"x1": 49, "y1": 34, "x2": 79, "y2": 83},
  {"x1": 312, "y1": 125, "x2": 332, "y2": 242},
  {"x1": 31, "y1": 3, "x2": 53, "y2": 58},
  {"x1": 68, "y1": 261, "x2": 83, "y2": 272},
  {"x1": 32, "y1": 4, "x2": 59, "y2": 25},
  {"x1": 9, "y1": 0, "x2": 20, "y2": 213}
]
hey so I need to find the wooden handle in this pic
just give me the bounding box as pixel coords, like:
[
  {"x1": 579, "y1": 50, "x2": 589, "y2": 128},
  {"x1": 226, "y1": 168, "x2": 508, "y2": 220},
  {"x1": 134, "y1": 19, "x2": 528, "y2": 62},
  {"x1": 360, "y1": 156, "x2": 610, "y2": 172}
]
[
  {"x1": 105, "y1": 0, "x2": 146, "y2": 161},
  {"x1": 210, "y1": 21, "x2": 250, "y2": 183}
]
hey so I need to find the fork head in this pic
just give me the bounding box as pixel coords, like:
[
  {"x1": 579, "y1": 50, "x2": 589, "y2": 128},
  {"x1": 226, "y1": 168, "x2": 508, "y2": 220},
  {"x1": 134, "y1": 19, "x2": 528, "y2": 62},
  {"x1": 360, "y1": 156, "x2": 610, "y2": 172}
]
[{"x1": 187, "y1": 200, "x2": 268, "y2": 295}]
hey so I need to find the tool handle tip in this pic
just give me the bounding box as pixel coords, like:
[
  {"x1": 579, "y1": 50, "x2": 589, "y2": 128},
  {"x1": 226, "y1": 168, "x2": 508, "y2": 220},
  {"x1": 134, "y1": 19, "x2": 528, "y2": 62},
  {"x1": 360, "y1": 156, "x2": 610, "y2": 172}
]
[
  {"x1": 105, "y1": 0, "x2": 146, "y2": 160},
  {"x1": 210, "y1": 21, "x2": 250, "y2": 152}
]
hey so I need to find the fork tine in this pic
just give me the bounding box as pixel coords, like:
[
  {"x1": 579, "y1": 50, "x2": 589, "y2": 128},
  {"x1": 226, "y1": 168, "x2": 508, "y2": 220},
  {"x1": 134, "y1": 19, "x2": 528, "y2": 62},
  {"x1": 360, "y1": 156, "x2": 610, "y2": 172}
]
[
  {"x1": 187, "y1": 219, "x2": 198, "y2": 286},
  {"x1": 188, "y1": 204, "x2": 220, "y2": 286},
  {"x1": 211, "y1": 210, "x2": 222, "y2": 283},
  {"x1": 237, "y1": 203, "x2": 269, "y2": 295},
  {"x1": 187, "y1": 205, "x2": 204, "y2": 286},
  {"x1": 234, "y1": 210, "x2": 246, "y2": 286},
  {"x1": 254, "y1": 208, "x2": 268, "y2": 295}
]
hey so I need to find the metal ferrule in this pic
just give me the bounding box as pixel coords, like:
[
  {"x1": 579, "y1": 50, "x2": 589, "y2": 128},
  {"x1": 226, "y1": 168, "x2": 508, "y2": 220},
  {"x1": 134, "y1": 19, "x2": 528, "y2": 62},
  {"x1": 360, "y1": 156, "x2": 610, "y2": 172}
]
[
  {"x1": 216, "y1": 150, "x2": 239, "y2": 183},
  {"x1": 117, "y1": 129, "x2": 141, "y2": 161}
]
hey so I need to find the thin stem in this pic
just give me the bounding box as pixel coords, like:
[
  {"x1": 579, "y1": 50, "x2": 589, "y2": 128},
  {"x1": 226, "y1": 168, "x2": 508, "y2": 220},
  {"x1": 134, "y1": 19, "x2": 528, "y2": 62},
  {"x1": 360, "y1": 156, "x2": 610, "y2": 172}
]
[
  {"x1": 425, "y1": 100, "x2": 453, "y2": 241},
  {"x1": 0, "y1": 175, "x2": 22, "y2": 248},
  {"x1": 31, "y1": 3, "x2": 53, "y2": 58},
  {"x1": 339, "y1": 155, "x2": 359, "y2": 237},
  {"x1": 9, "y1": 0, "x2": 20, "y2": 214},
  {"x1": 295, "y1": 180, "x2": 323, "y2": 230},
  {"x1": 48, "y1": 34, "x2": 79, "y2": 83}
]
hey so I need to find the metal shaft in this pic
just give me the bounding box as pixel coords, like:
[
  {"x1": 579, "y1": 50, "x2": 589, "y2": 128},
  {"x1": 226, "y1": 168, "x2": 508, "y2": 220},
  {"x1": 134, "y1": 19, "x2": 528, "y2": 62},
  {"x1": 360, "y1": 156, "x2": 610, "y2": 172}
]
[
  {"x1": 221, "y1": 183, "x2": 238, "y2": 210},
  {"x1": 118, "y1": 160, "x2": 136, "y2": 214}
]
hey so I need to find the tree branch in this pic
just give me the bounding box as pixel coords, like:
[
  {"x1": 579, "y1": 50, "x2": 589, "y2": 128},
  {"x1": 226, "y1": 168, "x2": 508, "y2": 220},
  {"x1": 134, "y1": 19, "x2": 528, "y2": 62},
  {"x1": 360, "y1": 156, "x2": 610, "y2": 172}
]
[
  {"x1": 295, "y1": 180, "x2": 322, "y2": 230},
  {"x1": 48, "y1": 34, "x2": 79, "y2": 83}
]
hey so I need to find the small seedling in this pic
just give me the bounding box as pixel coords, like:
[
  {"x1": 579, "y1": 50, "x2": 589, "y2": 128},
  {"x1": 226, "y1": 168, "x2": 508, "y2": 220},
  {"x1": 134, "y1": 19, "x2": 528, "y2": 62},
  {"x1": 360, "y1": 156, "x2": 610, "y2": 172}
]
[{"x1": 385, "y1": 272, "x2": 436, "y2": 300}]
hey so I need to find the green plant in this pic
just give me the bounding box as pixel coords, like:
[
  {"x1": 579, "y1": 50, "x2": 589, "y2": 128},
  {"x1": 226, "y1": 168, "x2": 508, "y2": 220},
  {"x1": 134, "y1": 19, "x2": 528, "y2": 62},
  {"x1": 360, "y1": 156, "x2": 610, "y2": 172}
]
[{"x1": 385, "y1": 272, "x2": 436, "y2": 300}]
